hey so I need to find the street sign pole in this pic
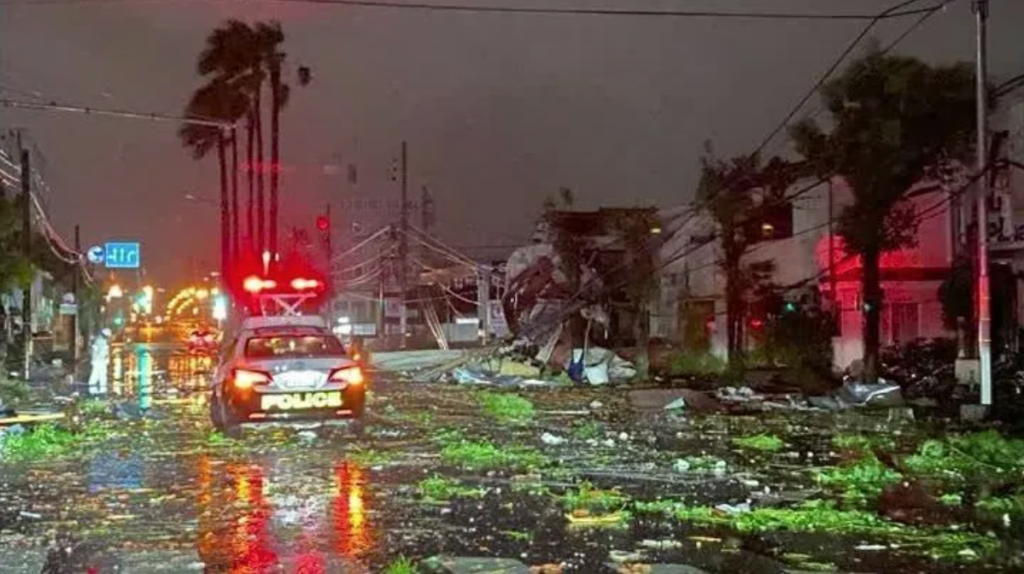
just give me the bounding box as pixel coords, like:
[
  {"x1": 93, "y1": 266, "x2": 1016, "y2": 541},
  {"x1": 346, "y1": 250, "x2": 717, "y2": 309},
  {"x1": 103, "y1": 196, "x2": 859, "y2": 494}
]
[
  {"x1": 71, "y1": 225, "x2": 80, "y2": 369},
  {"x1": 974, "y1": 0, "x2": 992, "y2": 406}
]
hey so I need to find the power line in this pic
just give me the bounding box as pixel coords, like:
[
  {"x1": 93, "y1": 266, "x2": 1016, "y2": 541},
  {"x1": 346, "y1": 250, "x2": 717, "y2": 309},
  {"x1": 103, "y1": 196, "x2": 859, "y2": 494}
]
[
  {"x1": 0, "y1": 98, "x2": 235, "y2": 128},
  {"x1": 763, "y1": 0, "x2": 954, "y2": 157},
  {"x1": 681, "y1": 161, "x2": 997, "y2": 281},
  {"x1": 0, "y1": 0, "x2": 943, "y2": 20},
  {"x1": 667, "y1": 0, "x2": 950, "y2": 250},
  {"x1": 753, "y1": 0, "x2": 941, "y2": 155}
]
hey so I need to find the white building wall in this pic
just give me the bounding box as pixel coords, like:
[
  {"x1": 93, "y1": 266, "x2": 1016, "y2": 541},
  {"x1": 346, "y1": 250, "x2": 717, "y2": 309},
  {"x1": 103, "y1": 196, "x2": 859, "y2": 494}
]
[{"x1": 658, "y1": 176, "x2": 957, "y2": 370}]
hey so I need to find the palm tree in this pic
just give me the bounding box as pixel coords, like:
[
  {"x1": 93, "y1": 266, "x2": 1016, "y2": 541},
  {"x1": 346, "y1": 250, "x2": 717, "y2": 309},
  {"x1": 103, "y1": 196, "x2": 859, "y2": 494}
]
[
  {"x1": 255, "y1": 22, "x2": 311, "y2": 258},
  {"x1": 255, "y1": 21, "x2": 287, "y2": 257},
  {"x1": 196, "y1": 19, "x2": 263, "y2": 255},
  {"x1": 230, "y1": 128, "x2": 240, "y2": 262},
  {"x1": 192, "y1": 19, "x2": 308, "y2": 260},
  {"x1": 179, "y1": 80, "x2": 246, "y2": 276}
]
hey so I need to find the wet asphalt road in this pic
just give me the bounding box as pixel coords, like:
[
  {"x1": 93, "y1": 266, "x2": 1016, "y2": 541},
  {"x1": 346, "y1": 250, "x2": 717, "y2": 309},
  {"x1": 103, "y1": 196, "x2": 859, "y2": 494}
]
[
  {"x1": 1, "y1": 344, "x2": 1018, "y2": 574},
  {"x1": 3, "y1": 344, "x2": 386, "y2": 573}
]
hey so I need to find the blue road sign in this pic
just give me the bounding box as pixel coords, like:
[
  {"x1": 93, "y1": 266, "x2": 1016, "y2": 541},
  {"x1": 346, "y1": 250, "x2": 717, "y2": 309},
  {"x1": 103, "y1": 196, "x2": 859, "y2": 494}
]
[
  {"x1": 86, "y1": 245, "x2": 105, "y2": 264},
  {"x1": 104, "y1": 242, "x2": 141, "y2": 269}
]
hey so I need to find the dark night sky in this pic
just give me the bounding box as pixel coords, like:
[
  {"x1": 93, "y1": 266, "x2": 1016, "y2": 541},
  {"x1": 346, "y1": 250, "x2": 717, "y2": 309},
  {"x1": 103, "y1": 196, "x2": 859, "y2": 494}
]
[{"x1": 1, "y1": 0, "x2": 1022, "y2": 283}]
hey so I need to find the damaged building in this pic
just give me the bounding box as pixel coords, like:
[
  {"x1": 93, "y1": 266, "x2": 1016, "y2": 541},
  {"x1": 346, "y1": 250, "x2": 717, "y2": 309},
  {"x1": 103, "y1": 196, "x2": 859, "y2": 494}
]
[{"x1": 502, "y1": 207, "x2": 655, "y2": 379}]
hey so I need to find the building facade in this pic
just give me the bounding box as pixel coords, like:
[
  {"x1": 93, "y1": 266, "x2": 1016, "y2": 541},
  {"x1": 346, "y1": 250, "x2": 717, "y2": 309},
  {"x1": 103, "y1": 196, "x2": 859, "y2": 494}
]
[{"x1": 655, "y1": 175, "x2": 961, "y2": 370}]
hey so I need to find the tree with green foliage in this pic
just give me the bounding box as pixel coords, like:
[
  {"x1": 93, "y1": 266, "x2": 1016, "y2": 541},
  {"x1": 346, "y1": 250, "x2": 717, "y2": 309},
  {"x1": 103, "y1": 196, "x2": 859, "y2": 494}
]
[
  {"x1": 697, "y1": 151, "x2": 789, "y2": 370},
  {"x1": 611, "y1": 209, "x2": 660, "y2": 380},
  {"x1": 542, "y1": 188, "x2": 589, "y2": 351},
  {"x1": 791, "y1": 47, "x2": 976, "y2": 383},
  {"x1": 0, "y1": 193, "x2": 33, "y2": 371},
  {"x1": 0, "y1": 193, "x2": 33, "y2": 293}
]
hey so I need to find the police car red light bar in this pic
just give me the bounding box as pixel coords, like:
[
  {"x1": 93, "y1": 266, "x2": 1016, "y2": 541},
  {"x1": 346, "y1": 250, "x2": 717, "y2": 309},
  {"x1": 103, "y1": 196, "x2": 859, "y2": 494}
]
[
  {"x1": 243, "y1": 276, "x2": 278, "y2": 293},
  {"x1": 290, "y1": 278, "x2": 320, "y2": 291}
]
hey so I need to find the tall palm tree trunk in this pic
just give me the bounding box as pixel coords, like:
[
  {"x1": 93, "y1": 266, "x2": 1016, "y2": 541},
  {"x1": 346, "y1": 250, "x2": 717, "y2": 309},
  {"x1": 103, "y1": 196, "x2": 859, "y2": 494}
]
[
  {"x1": 217, "y1": 132, "x2": 230, "y2": 279},
  {"x1": 230, "y1": 129, "x2": 240, "y2": 265},
  {"x1": 255, "y1": 85, "x2": 265, "y2": 256},
  {"x1": 269, "y1": 59, "x2": 282, "y2": 257},
  {"x1": 246, "y1": 114, "x2": 255, "y2": 257}
]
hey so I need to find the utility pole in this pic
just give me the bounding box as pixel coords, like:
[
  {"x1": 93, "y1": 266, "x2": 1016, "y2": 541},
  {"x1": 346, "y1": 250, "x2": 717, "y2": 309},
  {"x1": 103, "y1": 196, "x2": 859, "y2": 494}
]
[
  {"x1": 71, "y1": 225, "x2": 80, "y2": 370},
  {"x1": 974, "y1": 0, "x2": 993, "y2": 406},
  {"x1": 421, "y1": 185, "x2": 434, "y2": 236},
  {"x1": 477, "y1": 265, "x2": 491, "y2": 345},
  {"x1": 421, "y1": 185, "x2": 434, "y2": 282},
  {"x1": 325, "y1": 203, "x2": 333, "y2": 325},
  {"x1": 398, "y1": 141, "x2": 408, "y2": 348},
  {"x1": 219, "y1": 134, "x2": 230, "y2": 283},
  {"x1": 20, "y1": 147, "x2": 32, "y2": 381}
]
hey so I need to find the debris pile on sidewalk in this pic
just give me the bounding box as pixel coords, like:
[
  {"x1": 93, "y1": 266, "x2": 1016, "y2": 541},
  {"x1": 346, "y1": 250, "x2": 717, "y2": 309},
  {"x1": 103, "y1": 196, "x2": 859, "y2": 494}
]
[{"x1": 373, "y1": 341, "x2": 638, "y2": 387}]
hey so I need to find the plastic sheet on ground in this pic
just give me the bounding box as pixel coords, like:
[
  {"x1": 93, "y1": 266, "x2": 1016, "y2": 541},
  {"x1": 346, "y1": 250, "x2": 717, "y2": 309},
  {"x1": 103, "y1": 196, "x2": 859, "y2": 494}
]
[
  {"x1": 567, "y1": 347, "x2": 636, "y2": 385},
  {"x1": 839, "y1": 380, "x2": 903, "y2": 406},
  {"x1": 806, "y1": 380, "x2": 904, "y2": 410},
  {"x1": 451, "y1": 367, "x2": 558, "y2": 388}
]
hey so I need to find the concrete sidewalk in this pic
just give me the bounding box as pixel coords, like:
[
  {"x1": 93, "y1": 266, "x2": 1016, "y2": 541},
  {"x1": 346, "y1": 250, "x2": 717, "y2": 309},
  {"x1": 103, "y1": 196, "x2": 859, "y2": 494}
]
[{"x1": 371, "y1": 349, "x2": 468, "y2": 372}]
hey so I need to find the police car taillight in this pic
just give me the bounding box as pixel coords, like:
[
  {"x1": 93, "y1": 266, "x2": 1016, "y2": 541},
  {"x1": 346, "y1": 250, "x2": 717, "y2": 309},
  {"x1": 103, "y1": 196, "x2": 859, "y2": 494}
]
[
  {"x1": 233, "y1": 368, "x2": 272, "y2": 389},
  {"x1": 329, "y1": 366, "x2": 364, "y2": 385}
]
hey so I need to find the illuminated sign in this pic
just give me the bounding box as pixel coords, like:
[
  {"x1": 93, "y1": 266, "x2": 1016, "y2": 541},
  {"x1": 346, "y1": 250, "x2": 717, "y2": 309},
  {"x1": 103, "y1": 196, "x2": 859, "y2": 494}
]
[
  {"x1": 261, "y1": 391, "x2": 342, "y2": 411},
  {"x1": 212, "y1": 295, "x2": 228, "y2": 321},
  {"x1": 86, "y1": 246, "x2": 105, "y2": 264},
  {"x1": 104, "y1": 242, "x2": 141, "y2": 269}
]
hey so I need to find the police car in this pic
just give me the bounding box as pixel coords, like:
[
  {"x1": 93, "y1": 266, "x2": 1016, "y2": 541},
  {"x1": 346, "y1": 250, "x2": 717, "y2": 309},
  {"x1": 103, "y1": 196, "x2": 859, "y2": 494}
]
[{"x1": 209, "y1": 315, "x2": 366, "y2": 435}]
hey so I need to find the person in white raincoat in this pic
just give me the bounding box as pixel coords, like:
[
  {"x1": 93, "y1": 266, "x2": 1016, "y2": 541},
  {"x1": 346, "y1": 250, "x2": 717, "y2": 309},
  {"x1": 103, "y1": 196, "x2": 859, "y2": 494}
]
[{"x1": 88, "y1": 328, "x2": 112, "y2": 396}]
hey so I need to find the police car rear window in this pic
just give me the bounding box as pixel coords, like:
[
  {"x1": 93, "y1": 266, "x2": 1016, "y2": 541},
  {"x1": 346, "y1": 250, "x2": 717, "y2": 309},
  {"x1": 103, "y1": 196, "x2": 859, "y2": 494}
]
[{"x1": 244, "y1": 335, "x2": 346, "y2": 359}]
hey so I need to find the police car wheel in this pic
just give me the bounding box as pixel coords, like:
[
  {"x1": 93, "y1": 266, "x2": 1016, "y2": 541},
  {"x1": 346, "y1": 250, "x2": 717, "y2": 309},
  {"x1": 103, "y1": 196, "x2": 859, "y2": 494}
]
[
  {"x1": 219, "y1": 401, "x2": 242, "y2": 438},
  {"x1": 209, "y1": 395, "x2": 224, "y2": 431},
  {"x1": 211, "y1": 394, "x2": 241, "y2": 437}
]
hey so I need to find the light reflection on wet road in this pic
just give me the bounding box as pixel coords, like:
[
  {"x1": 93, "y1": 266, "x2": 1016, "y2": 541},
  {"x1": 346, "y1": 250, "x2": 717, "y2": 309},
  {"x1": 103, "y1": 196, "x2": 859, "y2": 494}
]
[
  {"x1": 2, "y1": 345, "x2": 385, "y2": 573},
  {"x1": 8, "y1": 345, "x2": 1008, "y2": 573},
  {"x1": 108, "y1": 343, "x2": 213, "y2": 402},
  {"x1": 195, "y1": 456, "x2": 374, "y2": 573}
]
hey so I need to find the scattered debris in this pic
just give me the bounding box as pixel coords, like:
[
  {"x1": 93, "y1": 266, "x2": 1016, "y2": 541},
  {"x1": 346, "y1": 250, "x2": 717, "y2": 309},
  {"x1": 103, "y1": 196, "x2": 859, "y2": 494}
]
[
  {"x1": 714, "y1": 502, "x2": 751, "y2": 515},
  {"x1": 628, "y1": 389, "x2": 722, "y2": 413},
  {"x1": 541, "y1": 433, "x2": 567, "y2": 446},
  {"x1": 637, "y1": 539, "x2": 683, "y2": 551}
]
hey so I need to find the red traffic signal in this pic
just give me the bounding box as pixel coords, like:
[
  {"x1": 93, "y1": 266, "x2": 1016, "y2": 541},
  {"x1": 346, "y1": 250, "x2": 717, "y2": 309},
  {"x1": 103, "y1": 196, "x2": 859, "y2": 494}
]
[{"x1": 316, "y1": 215, "x2": 330, "y2": 231}]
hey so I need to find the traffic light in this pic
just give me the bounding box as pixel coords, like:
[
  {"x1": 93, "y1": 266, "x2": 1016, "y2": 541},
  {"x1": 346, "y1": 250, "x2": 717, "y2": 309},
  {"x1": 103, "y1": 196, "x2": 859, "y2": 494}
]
[
  {"x1": 316, "y1": 215, "x2": 330, "y2": 231},
  {"x1": 782, "y1": 301, "x2": 797, "y2": 314}
]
